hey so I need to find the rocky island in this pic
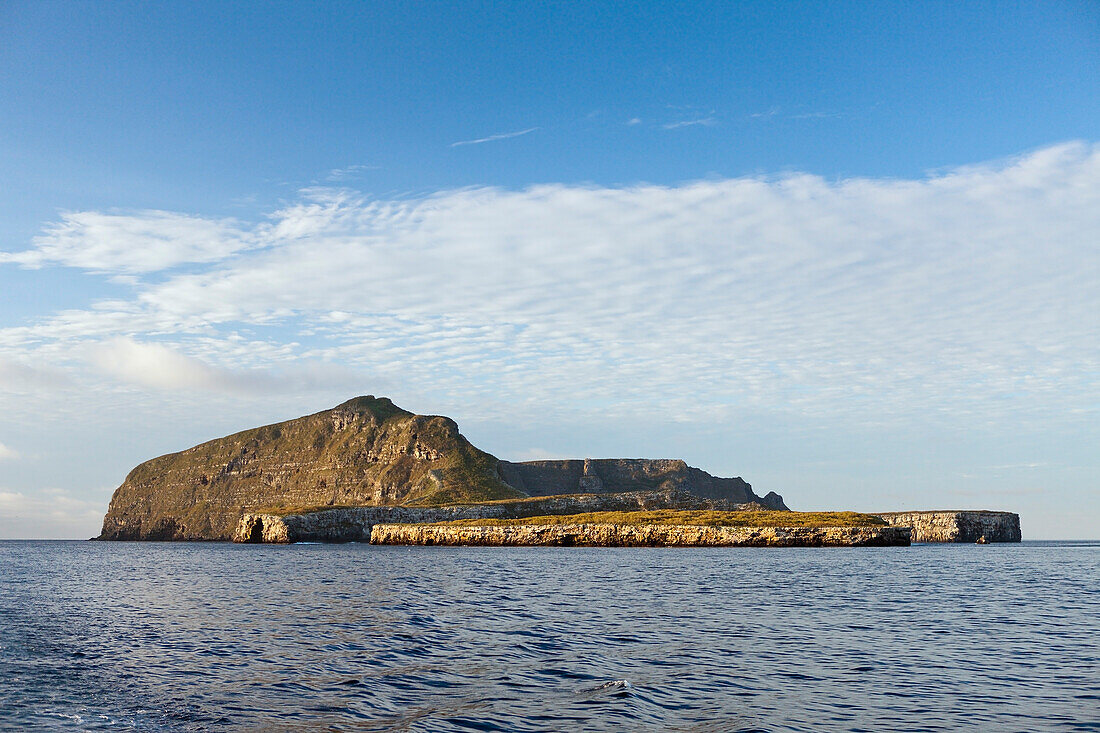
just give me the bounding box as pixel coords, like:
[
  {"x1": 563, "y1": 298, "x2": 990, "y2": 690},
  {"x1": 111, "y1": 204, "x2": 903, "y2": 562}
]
[
  {"x1": 97, "y1": 396, "x2": 1017, "y2": 546},
  {"x1": 100, "y1": 396, "x2": 785, "y2": 542}
]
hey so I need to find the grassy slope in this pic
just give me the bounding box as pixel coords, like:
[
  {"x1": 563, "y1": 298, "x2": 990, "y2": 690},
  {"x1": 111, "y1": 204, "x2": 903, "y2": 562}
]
[
  {"x1": 122, "y1": 396, "x2": 413, "y2": 487},
  {"x1": 430, "y1": 509, "x2": 887, "y2": 528},
  {"x1": 107, "y1": 396, "x2": 520, "y2": 537}
]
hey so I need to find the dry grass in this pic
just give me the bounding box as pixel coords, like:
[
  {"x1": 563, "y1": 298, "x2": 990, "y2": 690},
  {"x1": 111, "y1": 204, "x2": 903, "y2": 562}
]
[{"x1": 432, "y1": 509, "x2": 886, "y2": 528}]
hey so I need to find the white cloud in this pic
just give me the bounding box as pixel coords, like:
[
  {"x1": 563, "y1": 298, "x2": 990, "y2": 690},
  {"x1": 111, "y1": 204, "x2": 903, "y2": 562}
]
[
  {"x1": 88, "y1": 337, "x2": 253, "y2": 391},
  {"x1": 0, "y1": 210, "x2": 258, "y2": 274},
  {"x1": 85, "y1": 337, "x2": 375, "y2": 395},
  {"x1": 326, "y1": 164, "x2": 381, "y2": 181},
  {"x1": 750, "y1": 107, "x2": 781, "y2": 119},
  {"x1": 663, "y1": 117, "x2": 717, "y2": 129},
  {"x1": 749, "y1": 107, "x2": 841, "y2": 121},
  {"x1": 0, "y1": 357, "x2": 71, "y2": 390},
  {"x1": 0, "y1": 488, "x2": 108, "y2": 539},
  {"x1": 0, "y1": 443, "x2": 19, "y2": 461},
  {"x1": 788, "y1": 111, "x2": 841, "y2": 120},
  {"x1": 0, "y1": 141, "x2": 1097, "y2": 430},
  {"x1": 450, "y1": 127, "x2": 540, "y2": 147}
]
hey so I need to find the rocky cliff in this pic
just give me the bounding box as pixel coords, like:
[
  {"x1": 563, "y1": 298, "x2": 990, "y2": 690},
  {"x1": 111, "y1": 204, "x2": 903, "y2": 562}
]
[
  {"x1": 498, "y1": 458, "x2": 786, "y2": 508},
  {"x1": 99, "y1": 396, "x2": 786, "y2": 541},
  {"x1": 878, "y1": 511, "x2": 1021, "y2": 543},
  {"x1": 99, "y1": 396, "x2": 519, "y2": 541},
  {"x1": 233, "y1": 489, "x2": 772, "y2": 543},
  {"x1": 370, "y1": 523, "x2": 911, "y2": 547}
]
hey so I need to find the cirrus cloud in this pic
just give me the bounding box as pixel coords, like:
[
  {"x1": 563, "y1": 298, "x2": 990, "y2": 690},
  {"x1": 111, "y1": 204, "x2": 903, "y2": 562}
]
[
  {"x1": 0, "y1": 210, "x2": 259, "y2": 274},
  {"x1": 0, "y1": 141, "x2": 1097, "y2": 429}
]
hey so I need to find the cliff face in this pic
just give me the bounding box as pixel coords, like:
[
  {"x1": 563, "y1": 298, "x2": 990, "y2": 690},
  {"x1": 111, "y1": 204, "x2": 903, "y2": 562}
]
[
  {"x1": 878, "y1": 511, "x2": 1021, "y2": 543},
  {"x1": 370, "y1": 523, "x2": 910, "y2": 547},
  {"x1": 499, "y1": 458, "x2": 786, "y2": 509},
  {"x1": 233, "y1": 489, "x2": 772, "y2": 543},
  {"x1": 99, "y1": 397, "x2": 519, "y2": 541},
  {"x1": 99, "y1": 396, "x2": 788, "y2": 541}
]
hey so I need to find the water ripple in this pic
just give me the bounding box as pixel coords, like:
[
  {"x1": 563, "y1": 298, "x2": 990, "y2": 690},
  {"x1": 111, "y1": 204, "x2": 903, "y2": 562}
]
[{"x1": 1, "y1": 541, "x2": 1097, "y2": 731}]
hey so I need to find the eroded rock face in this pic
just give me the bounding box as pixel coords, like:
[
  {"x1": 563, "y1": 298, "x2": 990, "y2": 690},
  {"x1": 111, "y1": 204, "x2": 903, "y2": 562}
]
[
  {"x1": 99, "y1": 396, "x2": 518, "y2": 541},
  {"x1": 370, "y1": 523, "x2": 911, "y2": 547},
  {"x1": 878, "y1": 511, "x2": 1021, "y2": 542},
  {"x1": 231, "y1": 489, "x2": 771, "y2": 543},
  {"x1": 498, "y1": 459, "x2": 786, "y2": 509},
  {"x1": 235, "y1": 514, "x2": 291, "y2": 544}
]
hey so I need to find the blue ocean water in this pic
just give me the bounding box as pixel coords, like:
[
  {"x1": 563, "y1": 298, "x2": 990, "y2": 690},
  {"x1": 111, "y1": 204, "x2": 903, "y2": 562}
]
[{"x1": 1, "y1": 541, "x2": 1097, "y2": 732}]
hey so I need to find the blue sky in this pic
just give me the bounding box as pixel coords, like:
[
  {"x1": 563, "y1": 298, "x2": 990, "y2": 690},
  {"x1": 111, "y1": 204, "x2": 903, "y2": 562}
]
[{"x1": 1, "y1": 1, "x2": 1098, "y2": 538}]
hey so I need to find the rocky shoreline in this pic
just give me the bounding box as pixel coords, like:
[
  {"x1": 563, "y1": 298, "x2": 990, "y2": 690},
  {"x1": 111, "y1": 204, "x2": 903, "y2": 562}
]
[
  {"x1": 231, "y1": 506, "x2": 1020, "y2": 546},
  {"x1": 878, "y1": 511, "x2": 1021, "y2": 543},
  {"x1": 370, "y1": 523, "x2": 911, "y2": 547},
  {"x1": 231, "y1": 490, "x2": 776, "y2": 543}
]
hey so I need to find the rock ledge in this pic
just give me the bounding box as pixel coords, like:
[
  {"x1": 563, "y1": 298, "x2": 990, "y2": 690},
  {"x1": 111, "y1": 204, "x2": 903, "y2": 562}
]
[
  {"x1": 370, "y1": 523, "x2": 911, "y2": 547},
  {"x1": 878, "y1": 511, "x2": 1021, "y2": 543}
]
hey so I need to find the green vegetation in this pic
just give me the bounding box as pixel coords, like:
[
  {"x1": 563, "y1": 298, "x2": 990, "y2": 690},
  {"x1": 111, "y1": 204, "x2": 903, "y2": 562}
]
[
  {"x1": 404, "y1": 443, "x2": 521, "y2": 505},
  {"x1": 106, "y1": 396, "x2": 530, "y2": 539},
  {"x1": 398, "y1": 415, "x2": 522, "y2": 506},
  {"x1": 431, "y1": 509, "x2": 887, "y2": 528},
  {"x1": 339, "y1": 395, "x2": 412, "y2": 422},
  {"x1": 257, "y1": 491, "x2": 602, "y2": 517}
]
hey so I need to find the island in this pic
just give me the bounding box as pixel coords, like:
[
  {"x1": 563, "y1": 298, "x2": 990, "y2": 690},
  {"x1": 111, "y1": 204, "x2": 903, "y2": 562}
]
[{"x1": 96, "y1": 396, "x2": 1019, "y2": 546}]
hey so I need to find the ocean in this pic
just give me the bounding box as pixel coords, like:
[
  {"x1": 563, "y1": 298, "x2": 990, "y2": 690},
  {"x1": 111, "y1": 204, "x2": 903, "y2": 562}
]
[{"x1": 1, "y1": 540, "x2": 1097, "y2": 732}]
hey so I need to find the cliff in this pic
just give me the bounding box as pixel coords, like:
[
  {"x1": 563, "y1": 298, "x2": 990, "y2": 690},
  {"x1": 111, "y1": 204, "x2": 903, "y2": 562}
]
[
  {"x1": 370, "y1": 523, "x2": 911, "y2": 547},
  {"x1": 878, "y1": 511, "x2": 1021, "y2": 543},
  {"x1": 498, "y1": 458, "x2": 786, "y2": 508},
  {"x1": 232, "y1": 489, "x2": 776, "y2": 543},
  {"x1": 99, "y1": 396, "x2": 520, "y2": 541},
  {"x1": 99, "y1": 396, "x2": 786, "y2": 541}
]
